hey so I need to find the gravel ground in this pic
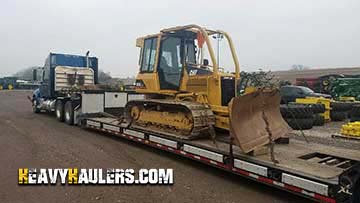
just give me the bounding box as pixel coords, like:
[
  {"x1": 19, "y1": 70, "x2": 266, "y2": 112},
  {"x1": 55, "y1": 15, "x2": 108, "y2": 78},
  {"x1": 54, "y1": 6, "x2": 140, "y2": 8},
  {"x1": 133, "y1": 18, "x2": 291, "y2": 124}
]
[
  {"x1": 0, "y1": 90, "x2": 309, "y2": 203},
  {"x1": 290, "y1": 121, "x2": 360, "y2": 150}
]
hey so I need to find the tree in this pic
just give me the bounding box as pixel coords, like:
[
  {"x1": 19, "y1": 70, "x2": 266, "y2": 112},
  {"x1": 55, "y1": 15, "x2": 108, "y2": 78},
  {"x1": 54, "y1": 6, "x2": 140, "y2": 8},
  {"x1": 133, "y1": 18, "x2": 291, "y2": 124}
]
[
  {"x1": 98, "y1": 70, "x2": 112, "y2": 83},
  {"x1": 13, "y1": 66, "x2": 41, "y2": 81}
]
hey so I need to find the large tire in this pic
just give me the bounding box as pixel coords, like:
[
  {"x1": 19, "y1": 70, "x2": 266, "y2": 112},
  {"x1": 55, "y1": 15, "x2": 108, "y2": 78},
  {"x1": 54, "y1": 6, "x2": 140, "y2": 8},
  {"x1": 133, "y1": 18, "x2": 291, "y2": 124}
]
[
  {"x1": 350, "y1": 105, "x2": 360, "y2": 117},
  {"x1": 64, "y1": 101, "x2": 74, "y2": 125},
  {"x1": 330, "y1": 111, "x2": 347, "y2": 121},
  {"x1": 350, "y1": 116, "x2": 360, "y2": 122},
  {"x1": 331, "y1": 102, "x2": 353, "y2": 111},
  {"x1": 352, "y1": 181, "x2": 360, "y2": 203},
  {"x1": 285, "y1": 118, "x2": 313, "y2": 130},
  {"x1": 309, "y1": 103, "x2": 326, "y2": 114},
  {"x1": 280, "y1": 104, "x2": 313, "y2": 119},
  {"x1": 313, "y1": 114, "x2": 325, "y2": 126},
  {"x1": 55, "y1": 100, "x2": 64, "y2": 122}
]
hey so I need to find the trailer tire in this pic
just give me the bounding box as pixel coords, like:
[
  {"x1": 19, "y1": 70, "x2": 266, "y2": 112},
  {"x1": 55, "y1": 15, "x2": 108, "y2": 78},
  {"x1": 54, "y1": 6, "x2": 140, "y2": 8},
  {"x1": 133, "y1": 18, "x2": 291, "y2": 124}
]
[
  {"x1": 313, "y1": 114, "x2": 325, "y2": 126},
  {"x1": 55, "y1": 100, "x2": 64, "y2": 122},
  {"x1": 330, "y1": 111, "x2": 347, "y2": 121},
  {"x1": 285, "y1": 118, "x2": 313, "y2": 130},
  {"x1": 64, "y1": 101, "x2": 74, "y2": 125}
]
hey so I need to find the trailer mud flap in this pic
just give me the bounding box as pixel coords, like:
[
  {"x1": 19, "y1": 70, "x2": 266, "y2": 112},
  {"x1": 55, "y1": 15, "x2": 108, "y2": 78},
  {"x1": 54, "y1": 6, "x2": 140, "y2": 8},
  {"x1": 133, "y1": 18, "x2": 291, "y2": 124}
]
[{"x1": 229, "y1": 90, "x2": 290, "y2": 153}]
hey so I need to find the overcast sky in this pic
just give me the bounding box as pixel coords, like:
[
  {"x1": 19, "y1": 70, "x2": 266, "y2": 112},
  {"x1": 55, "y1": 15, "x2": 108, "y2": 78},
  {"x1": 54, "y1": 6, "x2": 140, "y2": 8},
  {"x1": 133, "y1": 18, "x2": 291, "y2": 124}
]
[{"x1": 1, "y1": 0, "x2": 359, "y2": 77}]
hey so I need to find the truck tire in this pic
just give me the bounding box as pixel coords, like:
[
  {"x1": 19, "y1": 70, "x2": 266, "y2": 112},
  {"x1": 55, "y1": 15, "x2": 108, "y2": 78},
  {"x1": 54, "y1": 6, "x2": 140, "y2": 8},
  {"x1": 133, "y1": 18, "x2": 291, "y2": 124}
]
[
  {"x1": 64, "y1": 101, "x2": 74, "y2": 125},
  {"x1": 32, "y1": 100, "x2": 40, "y2": 113},
  {"x1": 331, "y1": 102, "x2": 352, "y2": 111},
  {"x1": 310, "y1": 104, "x2": 325, "y2": 114},
  {"x1": 313, "y1": 114, "x2": 325, "y2": 126},
  {"x1": 330, "y1": 111, "x2": 347, "y2": 121},
  {"x1": 280, "y1": 104, "x2": 313, "y2": 119},
  {"x1": 55, "y1": 100, "x2": 64, "y2": 122},
  {"x1": 285, "y1": 118, "x2": 313, "y2": 130}
]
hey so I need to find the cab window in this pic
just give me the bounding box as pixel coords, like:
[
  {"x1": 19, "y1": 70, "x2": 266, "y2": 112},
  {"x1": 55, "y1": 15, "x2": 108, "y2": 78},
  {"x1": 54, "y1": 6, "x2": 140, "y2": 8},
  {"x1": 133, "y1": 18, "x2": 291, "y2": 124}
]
[{"x1": 141, "y1": 38, "x2": 158, "y2": 72}]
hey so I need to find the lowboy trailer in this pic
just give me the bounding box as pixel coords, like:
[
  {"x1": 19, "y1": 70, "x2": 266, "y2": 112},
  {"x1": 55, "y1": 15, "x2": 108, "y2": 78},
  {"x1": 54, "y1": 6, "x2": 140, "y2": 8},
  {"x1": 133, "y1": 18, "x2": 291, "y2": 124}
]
[{"x1": 39, "y1": 89, "x2": 360, "y2": 203}]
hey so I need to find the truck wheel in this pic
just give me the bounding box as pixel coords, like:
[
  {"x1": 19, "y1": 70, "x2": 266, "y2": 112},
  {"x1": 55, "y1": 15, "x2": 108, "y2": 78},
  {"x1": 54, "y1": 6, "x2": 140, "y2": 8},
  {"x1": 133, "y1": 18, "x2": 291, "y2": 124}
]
[
  {"x1": 55, "y1": 101, "x2": 64, "y2": 122},
  {"x1": 64, "y1": 101, "x2": 74, "y2": 125},
  {"x1": 32, "y1": 100, "x2": 40, "y2": 113}
]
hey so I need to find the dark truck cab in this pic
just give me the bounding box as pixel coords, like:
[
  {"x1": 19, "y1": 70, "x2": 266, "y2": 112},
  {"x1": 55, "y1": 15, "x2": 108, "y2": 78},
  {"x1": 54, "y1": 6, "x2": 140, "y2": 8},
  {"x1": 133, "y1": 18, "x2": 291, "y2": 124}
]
[
  {"x1": 280, "y1": 85, "x2": 331, "y2": 104},
  {"x1": 32, "y1": 52, "x2": 98, "y2": 124}
]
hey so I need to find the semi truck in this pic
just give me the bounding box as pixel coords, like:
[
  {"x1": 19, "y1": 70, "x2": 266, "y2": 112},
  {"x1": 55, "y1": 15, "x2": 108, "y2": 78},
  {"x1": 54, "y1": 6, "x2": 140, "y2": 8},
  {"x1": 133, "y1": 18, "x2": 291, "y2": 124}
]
[
  {"x1": 31, "y1": 25, "x2": 360, "y2": 202},
  {"x1": 31, "y1": 52, "x2": 98, "y2": 124}
]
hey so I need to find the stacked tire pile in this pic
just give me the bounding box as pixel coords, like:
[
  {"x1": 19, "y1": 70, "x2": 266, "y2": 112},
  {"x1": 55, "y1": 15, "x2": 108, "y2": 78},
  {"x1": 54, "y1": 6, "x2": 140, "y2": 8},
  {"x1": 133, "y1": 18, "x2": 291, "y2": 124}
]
[
  {"x1": 349, "y1": 104, "x2": 360, "y2": 122},
  {"x1": 309, "y1": 103, "x2": 326, "y2": 126},
  {"x1": 330, "y1": 102, "x2": 352, "y2": 121},
  {"x1": 280, "y1": 104, "x2": 314, "y2": 130}
]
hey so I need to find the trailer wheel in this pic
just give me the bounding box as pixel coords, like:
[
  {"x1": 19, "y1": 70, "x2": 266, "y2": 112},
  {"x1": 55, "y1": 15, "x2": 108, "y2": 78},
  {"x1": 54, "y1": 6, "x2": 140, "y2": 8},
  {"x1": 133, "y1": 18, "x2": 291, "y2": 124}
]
[
  {"x1": 64, "y1": 101, "x2": 74, "y2": 125},
  {"x1": 55, "y1": 100, "x2": 64, "y2": 122}
]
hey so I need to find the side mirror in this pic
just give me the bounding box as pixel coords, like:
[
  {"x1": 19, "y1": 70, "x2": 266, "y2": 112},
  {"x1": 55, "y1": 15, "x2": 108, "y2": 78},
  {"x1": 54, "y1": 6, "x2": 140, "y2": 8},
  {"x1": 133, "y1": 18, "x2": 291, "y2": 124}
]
[
  {"x1": 203, "y1": 59, "x2": 209, "y2": 66},
  {"x1": 32, "y1": 69, "x2": 37, "y2": 81}
]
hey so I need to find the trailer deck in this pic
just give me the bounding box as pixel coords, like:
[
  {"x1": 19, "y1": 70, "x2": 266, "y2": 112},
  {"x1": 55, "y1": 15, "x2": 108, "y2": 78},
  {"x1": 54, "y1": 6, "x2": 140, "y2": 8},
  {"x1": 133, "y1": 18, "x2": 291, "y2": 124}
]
[{"x1": 83, "y1": 116, "x2": 360, "y2": 203}]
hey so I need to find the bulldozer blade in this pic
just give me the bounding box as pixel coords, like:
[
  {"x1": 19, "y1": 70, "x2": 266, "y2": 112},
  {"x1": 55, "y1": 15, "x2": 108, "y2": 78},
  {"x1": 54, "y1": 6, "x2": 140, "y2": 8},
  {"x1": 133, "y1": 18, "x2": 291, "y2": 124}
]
[
  {"x1": 263, "y1": 91, "x2": 291, "y2": 140},
  {"x1": 229, "y1": 90, "x2": 290, "y2": 153}
]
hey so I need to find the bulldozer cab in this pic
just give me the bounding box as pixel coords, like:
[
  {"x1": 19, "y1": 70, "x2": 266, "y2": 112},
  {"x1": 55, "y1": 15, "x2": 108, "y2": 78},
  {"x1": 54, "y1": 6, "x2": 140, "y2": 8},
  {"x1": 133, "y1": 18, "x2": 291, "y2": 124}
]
[
  {"x1": 135, "y1": 25, "x2": 240, "y2": 95},
  {"x1": 157, "y1": 35, "x2": 184, "y2": 90}
]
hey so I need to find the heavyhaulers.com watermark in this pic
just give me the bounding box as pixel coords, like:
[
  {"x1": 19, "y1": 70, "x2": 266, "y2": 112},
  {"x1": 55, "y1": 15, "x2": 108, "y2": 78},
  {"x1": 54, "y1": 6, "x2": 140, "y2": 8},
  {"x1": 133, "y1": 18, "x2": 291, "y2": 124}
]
[{"x1": 18, "y1": 168, "x2": 173, "y2": 185}]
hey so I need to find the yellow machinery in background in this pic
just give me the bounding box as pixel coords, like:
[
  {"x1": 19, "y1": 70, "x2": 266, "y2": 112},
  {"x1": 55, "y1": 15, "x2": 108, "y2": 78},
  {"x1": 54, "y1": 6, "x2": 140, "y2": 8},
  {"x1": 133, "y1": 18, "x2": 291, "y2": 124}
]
[
  {"x1": 341, "y1": 122, "x2": 360, "y2": 137},
  {"x1": 296, "y1": 97, "x2": 331, "y2": 121},
  {"x1": 7, "y1": 84, "x2": 13, "y2": 90}
]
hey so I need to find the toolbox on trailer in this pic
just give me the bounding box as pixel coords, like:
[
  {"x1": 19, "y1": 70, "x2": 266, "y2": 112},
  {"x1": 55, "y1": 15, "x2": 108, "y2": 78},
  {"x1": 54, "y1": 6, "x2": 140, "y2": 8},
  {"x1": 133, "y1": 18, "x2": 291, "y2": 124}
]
[{"x1": 69, "y1": 90, "x2": 360, "y2": 203}]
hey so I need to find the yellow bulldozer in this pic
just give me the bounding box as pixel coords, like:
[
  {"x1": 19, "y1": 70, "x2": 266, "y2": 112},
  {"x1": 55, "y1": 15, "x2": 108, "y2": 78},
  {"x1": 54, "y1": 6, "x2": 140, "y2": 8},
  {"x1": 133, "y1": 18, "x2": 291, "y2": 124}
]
[{"x1": 125, "y1": 25, "x2": 289, "y2": 153}]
